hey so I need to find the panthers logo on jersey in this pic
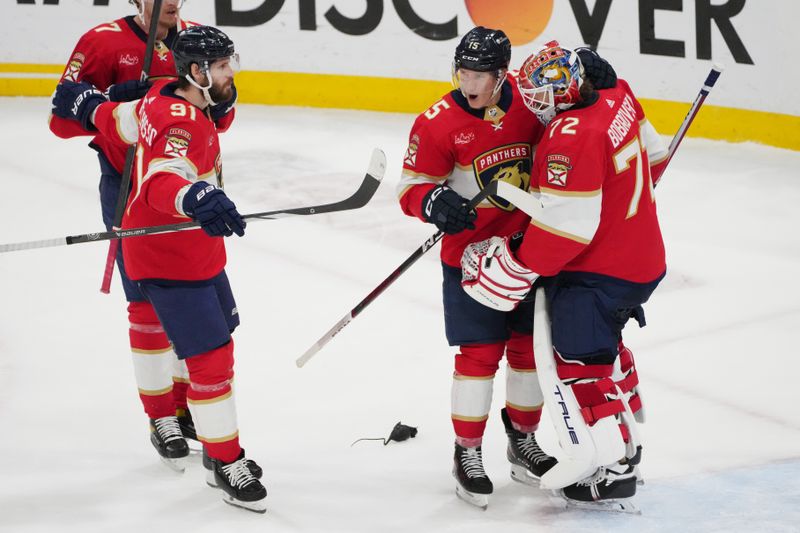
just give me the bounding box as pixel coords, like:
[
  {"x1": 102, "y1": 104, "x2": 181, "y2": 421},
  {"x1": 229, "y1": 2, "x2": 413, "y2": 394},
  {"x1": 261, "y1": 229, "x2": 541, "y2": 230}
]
[{"x1": 472, "y1": 143, "x2": 532, "y2": 211}]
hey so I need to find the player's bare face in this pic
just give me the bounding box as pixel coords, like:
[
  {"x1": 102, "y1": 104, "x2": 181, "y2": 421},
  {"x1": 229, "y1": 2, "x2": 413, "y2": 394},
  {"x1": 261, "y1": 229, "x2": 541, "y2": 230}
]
[
  {"x1": 142, "y1": 0, "x2": 181, "y2": 29},
  {"x1": 457, "y1": 69, "x2": 500, "y2": 109},
  {"x1": 207, "y1": 59, "x2": 236, "y2": 103}
]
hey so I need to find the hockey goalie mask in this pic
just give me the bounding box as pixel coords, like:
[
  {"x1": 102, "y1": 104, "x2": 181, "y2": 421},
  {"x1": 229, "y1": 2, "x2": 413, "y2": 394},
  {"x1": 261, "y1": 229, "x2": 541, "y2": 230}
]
[{"x1": 518, "y1": 41, "x2": 583, "y2": 125}]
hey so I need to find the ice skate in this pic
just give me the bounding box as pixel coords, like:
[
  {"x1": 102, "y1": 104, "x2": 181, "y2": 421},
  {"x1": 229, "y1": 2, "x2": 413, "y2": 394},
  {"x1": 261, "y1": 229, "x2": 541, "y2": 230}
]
[
  {"x1": 203, "y1": 446, "x2": 263, "y2": 488},
  {"x1": 453, "y1": 444, "x2": 493, "y2": 510},
  {"x1": 556, "y1": 462, "x2": 640, "y2": 514},
  {"x1": 501, "y1": 408, "x2": 557, "y2": 487},
  {"x1": 149, "y1": 416, "x2": 189, "y2": 473},
  {"x1": 211, "y1": 450, "x2": 268, "y2": 513},
  {"x1": 176, "y1": 408, "x2": 197, "y2": 441}
]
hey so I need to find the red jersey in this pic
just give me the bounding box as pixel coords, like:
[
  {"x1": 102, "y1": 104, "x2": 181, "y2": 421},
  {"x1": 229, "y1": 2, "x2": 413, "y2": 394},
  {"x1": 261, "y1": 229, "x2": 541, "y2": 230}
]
[
  {"x1": 93, "y1": 80, "x2": 226, "y2": 281},
  {"x1": 398, "y1": 74, "x2": 544, "y2": 267},
  {"x1": 49, "y1": 16, "x2": 234, "y2": 173},
  {"x1": 516, "y1": 79, "x2": 668, "y2": 283}
]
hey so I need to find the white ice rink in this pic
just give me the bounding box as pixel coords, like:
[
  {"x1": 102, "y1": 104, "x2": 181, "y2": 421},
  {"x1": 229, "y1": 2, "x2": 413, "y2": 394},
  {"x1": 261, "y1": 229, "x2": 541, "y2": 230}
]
[{"x1": 1, "y1": 97, "x2": 799, "y2": 532}]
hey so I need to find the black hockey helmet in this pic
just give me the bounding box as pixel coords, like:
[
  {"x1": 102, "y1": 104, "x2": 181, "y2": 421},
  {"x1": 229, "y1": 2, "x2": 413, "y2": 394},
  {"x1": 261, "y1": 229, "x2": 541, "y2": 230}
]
[
  {"x1": 454, "y1": 26, "x2": 511, "y2": 72},
  {"x1": 173, "y1": 25, "x2": 235, "y2": 77}
]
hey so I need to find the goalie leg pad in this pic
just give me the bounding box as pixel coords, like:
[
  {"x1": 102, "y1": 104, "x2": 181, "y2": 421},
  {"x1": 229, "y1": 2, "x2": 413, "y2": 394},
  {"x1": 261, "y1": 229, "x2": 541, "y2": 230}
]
[
  {"x1": 614, "y1": 341, "x2": 645, "y2": 423},
  {"x1": 533, "y1": 289, "x2": 628, "y2": 490}
]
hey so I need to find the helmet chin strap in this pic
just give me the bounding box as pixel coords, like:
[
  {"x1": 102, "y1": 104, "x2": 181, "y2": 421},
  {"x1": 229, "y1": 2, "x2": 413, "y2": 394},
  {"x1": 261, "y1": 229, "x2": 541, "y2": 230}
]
[{"x1": 185, "y1": 64, "x2": 218, "y2": 107}]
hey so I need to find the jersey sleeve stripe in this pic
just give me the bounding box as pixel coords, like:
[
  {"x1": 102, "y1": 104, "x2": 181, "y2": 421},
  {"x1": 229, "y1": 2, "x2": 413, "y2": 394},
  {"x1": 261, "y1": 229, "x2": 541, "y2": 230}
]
[
  {"x1": 640, "y1": 118, "x2": 669, "y2": 164},
  {"x1": 113, "y1": 101, "x2": 139, "y2": 145},
  {"x1": 528, "y1": 190, "x2": 602, "y2": 243},
  {"x1": 529, "y1": 218, "x2": 592, "y2": 244}
]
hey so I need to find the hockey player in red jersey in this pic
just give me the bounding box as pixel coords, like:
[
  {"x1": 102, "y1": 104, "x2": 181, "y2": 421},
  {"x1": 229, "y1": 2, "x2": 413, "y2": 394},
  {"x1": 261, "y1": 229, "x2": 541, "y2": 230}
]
[
  {"x1": 51, "y1": 26, "x2": 266, "y2": 513},
  {"x1": 461, "y1": 40, "x2": 669, "y2": 511},
  {"x1": 48, "y1": 0, "x2": 236, "y2": 456},
  {"x1": 398, "y1": 26, "x2": 557, "y2": 509}
]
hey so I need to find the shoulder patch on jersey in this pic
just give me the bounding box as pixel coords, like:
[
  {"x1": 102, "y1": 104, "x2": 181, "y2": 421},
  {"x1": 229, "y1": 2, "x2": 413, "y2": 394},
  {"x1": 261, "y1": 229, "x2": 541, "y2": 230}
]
[
  {"x1": 168, "y1": 127, "x2": 192, "y2": 141},
  {"x1": 546, "y1": 154, "x2": 571, "y2": 187},
  {"x1": 64, "y1": 52, "x2": 85, "y2": 82},
  {"x1": 165, "y1": 134, "x2": 190, "y2": 159},
  {"x1": 404, "y1": 133, "x2": 420, "y2": 167}
]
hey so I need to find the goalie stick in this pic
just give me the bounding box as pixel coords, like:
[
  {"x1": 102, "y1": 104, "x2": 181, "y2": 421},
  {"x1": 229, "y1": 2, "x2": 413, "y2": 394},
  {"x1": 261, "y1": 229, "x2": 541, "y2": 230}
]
[
  {"x1": 0, "y1": 148, "x2": 385, "y2": 254},
  {"x1": 295, "y1": 179, "x2": 499, "y2": 368},
  {"x1": 100, "y1": 0, "x2": 164, "y2": 293}
]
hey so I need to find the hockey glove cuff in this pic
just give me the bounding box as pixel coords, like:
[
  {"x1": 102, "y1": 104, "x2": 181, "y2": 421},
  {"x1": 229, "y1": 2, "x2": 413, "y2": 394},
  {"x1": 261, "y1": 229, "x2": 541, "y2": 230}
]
[
  {"x1": 106, "y1": 79, "x2": 152, "y2": 102},
  {"x1": 181, "y1": 181, "x2": 246, "y2": 238},
  {"x1": 422, "y1": 185, "x2": 476, "y2": 235},
  {"x1": 461, "y1": 236, "x2": 538, "y2": 312},
  {"x1": 51, "y1": 80, "x2": 106, "y2": 131}
]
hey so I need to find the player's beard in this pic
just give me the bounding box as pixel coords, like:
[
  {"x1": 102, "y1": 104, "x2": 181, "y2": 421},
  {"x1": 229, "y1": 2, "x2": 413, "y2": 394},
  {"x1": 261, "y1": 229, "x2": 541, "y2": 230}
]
[{"x1": 209, "y1": 79, "x2": 233, "y2": 103}]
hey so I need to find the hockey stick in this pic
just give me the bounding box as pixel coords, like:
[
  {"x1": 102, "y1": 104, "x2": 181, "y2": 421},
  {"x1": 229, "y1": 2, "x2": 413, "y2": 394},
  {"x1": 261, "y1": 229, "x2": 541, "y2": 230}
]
[
  {"x1": 100, "y1": 0, "x2": 164, "y2": 293},
  {"x1": 295, "y1": 179, "x2": 500, "y2": 368},
  {"x1": 655, "y1": 63, "x2": 724, "y2": 186},
  {"x1": 0, "y1": 148, "x2": 385, "y2": 254}
]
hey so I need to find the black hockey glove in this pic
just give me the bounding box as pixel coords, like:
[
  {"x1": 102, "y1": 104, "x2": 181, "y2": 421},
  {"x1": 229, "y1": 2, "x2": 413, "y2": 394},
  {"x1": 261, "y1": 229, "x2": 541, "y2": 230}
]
[
  {"x1": 576, "y1": 47, "x2": 617, "y2": 90},
  {"x1": 51, "y1": 80, "x2": 106, "y2": 131},
  {"x1": 182, "y1": 182, "x2": 246, "y2": 238},
  {"x1": 210, "y1": 83, "x2": 237, "y2": 122},
  {"x1": 422, "y1": 185, "x2": 476, "y2": 235},
  {"x1": 106, "y1": 79, "x2": 152, "y2": 102}
]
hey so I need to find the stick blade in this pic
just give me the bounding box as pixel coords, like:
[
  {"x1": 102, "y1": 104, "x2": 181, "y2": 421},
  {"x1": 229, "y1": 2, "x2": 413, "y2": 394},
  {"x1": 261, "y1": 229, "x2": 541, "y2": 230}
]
[{"x1": 367, "y1": 148, "x2": 387, "y2": 183}]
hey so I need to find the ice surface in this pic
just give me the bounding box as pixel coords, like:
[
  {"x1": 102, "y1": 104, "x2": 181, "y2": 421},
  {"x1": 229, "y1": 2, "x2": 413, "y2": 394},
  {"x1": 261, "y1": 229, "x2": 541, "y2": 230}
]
[{"x1": 1, "y1": 98, "x2": 798, "y2": 532}]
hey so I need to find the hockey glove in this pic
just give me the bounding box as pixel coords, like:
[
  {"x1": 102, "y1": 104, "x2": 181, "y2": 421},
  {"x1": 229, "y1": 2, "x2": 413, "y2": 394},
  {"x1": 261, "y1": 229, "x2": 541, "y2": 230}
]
[
  {"x1": 51, "y1": 80, "x2": 106, "y2": 131},
  {"x1": 106, "y1": 79, "x2": 152, "y2": 102},
  {"x1": 182, "y1": 181, "x2": 246, "y2": 238},
  {"x1": 210, "y1": 83, "x2": 238, "y2": 122},
  {"x1": 422, "y1": 185, "x2": 476, "y2": 235},
  {"x1": 461, "y1": 236, "x2": 538, "y2": 312},
  {"x1": 576, "y1": 47, "x2": 617, "y2": 89}
]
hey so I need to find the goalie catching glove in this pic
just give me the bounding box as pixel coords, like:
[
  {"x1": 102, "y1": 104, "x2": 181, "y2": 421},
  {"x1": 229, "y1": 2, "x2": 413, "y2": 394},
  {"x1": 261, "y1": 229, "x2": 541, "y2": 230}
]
[{"x1": 461, "y1": 236, "x2": 539, "y2": 312}]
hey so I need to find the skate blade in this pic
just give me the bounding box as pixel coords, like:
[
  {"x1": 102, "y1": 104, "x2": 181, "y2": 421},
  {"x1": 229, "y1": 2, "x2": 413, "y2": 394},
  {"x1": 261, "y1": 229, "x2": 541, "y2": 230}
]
[
  {"x1": 159, "y1": 455, "x2": 187, "y2": 473},
  {"x1": 555, "y1": 490, "x2": 641, "y2": 515},
  {"x1": 222, "y1": 493, "x2": 267, "y2": 514},
  {"x1": 510, "y1": 464, "x2": 542, "y2": 488},
  {"x1": 455, "y1": 485, "x2": 489, "y2": 510},
  {"x1": 205, "y1": 468, "x2": 218, "y2": 488}
]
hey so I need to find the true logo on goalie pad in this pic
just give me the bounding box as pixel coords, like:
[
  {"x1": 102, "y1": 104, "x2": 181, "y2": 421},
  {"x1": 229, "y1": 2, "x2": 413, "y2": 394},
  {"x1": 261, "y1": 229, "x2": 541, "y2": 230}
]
[{"x1": 546, "y1": 154, "x2": 571, "y2": 187}]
